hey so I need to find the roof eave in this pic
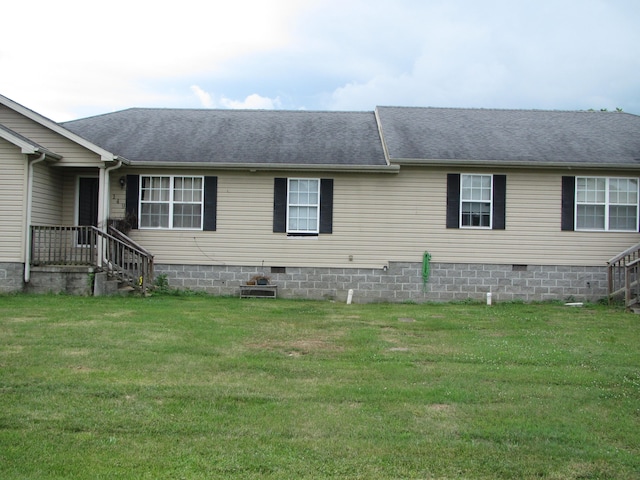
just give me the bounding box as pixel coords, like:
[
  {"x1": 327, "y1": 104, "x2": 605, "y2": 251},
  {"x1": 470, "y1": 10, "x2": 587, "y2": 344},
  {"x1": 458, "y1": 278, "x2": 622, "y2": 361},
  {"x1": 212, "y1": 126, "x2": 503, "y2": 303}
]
[
  {"x1": 127, "y1": 161, "x2": 399, "y2": 173},
  {"x1": 390, "y1": 158, "x2": 640, "y2": 170},
  {"x1": 0, "y1": 94, "x2": 118, "y2": 162},
  {"x1": 0, "y1": 128, "x2": 62, "y2": 160},
  {"x1": 28, "y1": 148, "x2": 62, "y2": 161}
]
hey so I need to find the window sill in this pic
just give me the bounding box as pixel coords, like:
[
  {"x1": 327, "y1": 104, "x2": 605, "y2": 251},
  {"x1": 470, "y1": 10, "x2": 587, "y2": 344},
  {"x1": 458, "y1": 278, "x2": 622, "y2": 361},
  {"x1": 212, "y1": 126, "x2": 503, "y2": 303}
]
[{"x1": 287, "y1": 233, "x2": 319, "y2": 239}]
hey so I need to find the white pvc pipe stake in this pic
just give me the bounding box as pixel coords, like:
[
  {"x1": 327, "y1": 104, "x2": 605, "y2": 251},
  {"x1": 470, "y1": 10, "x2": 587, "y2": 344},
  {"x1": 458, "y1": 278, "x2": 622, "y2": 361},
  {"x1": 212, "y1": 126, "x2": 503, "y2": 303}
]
[{"x1": 347, "y1": 289, "x2": 354, "y2": 305}]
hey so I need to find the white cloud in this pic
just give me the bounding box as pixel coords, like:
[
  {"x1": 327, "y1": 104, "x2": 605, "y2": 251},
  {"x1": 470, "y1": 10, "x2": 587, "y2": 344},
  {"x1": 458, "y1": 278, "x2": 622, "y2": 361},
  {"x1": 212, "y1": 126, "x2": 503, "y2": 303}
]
[
  {"x1": 219, "y1": 93, "x2": 282, "y2": 110},
  {"x1": 191, "y1": 86, "x2": 281, "y2": 110},
  {"x1": 190, "y1": 86, "x2": 213, "y2": 108}
]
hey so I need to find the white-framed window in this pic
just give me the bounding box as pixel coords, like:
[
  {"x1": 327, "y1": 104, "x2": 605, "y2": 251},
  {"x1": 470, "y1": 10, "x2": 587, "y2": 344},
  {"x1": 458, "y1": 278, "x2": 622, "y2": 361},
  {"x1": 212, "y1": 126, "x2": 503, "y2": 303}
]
[
  {"x1": 139, "y1": 176, "x2": 204, "y2": 229},
  {"x1": 576, "y1": 176, "x2": 638, "y2": 231},
  {"x1": 460, "y1": 174, "x2": 493, "y2": 228},
  {"x1": 287, "y1": 178, "x2": 320, "y2": 234}
]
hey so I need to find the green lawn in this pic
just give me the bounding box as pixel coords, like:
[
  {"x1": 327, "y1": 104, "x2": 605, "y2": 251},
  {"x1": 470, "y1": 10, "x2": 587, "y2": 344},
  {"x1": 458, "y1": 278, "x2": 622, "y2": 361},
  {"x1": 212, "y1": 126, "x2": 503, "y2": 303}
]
[{"x1": 0, "y1": 295, "x2": 638, "y2": 479}]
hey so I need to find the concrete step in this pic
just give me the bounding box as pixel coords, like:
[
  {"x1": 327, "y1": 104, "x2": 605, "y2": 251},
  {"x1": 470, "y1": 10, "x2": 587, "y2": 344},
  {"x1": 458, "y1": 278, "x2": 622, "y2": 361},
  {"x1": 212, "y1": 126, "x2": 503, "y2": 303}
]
[{"x1": 93, "y1": 271, "x2": 138, "y2": 296}]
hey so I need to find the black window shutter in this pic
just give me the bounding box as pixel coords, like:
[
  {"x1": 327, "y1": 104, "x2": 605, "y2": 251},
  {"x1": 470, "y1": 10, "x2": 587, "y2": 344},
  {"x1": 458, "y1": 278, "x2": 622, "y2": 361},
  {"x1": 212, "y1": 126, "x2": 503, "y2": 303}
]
[
  {"x1": 446, "y1": 174, "x2": 460, "y2": 229},
  {"x1": 319, "y1": 179, "x2": 334, "y2": 234},
  {"x1": 273, "y1": 178, "x2": 287, "y2": 233},
  {"x1": 561, "y1": 176, "x2": 575, "y2": 231},
  {"x1": 125, "y1": 174, "x2": 140, "y2": 229},
  {"x1": 492, "y1": 175, "x2": 506, "y2": 230},
  {"x1": 203, "y1": 176, "x2": 217, "y2": 231}
]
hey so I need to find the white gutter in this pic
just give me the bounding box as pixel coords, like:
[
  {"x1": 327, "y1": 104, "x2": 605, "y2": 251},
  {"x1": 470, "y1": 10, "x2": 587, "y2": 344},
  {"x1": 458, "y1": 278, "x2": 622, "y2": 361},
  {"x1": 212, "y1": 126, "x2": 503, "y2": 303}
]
[
  {"x1": 24, "y1": 152, "x2": 46, "y2": 283},
  {"x1": 389, "y1": 158, "x2": 640, "y2": 170}
]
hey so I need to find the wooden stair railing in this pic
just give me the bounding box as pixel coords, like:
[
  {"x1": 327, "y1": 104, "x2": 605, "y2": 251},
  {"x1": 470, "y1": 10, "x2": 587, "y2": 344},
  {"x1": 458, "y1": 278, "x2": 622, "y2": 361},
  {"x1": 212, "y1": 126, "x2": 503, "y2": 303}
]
[
  {"x1": 607, "y1": 241, "x2": 640, "y2": 309},
  {"x1": 31, "y1": 225, "x2": 154, "y2": 293}
]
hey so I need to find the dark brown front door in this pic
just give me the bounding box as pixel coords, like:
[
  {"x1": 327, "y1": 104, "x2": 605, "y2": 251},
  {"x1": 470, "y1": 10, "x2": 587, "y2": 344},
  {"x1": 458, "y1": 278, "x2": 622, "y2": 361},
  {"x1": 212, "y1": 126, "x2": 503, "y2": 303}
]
[{"x1": 78, "y1": 177, "x2": 99, "y2": 245}]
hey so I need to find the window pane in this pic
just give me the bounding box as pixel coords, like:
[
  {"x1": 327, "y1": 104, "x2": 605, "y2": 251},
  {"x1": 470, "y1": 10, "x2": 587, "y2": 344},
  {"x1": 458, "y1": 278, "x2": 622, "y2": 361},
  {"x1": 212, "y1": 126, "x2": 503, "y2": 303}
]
[
  {"x1": 193, "y1": 181, "x2": 203, "y2": 202},
  {"x1": 174, "y1": 177, "x2": 202, "y2": 203},
  {"x1": 609, "y1": 178, "x2": 637, "y2": 205},
  {"x1": 174, "y1": 177, "x2": 184, "y2": 202},
  {"x1": 462, "y1": 202, "x2": 491, "y2": 227},
  {"x1": 140, "y1": 203, "x2": 169, "y2": 228},
  {"x1": 141, "y1": 176, "x2": 170, "y2": 201},
  {"x1": 609, "y1": 205, "x2": 637, "y2": 231},
  {"x1": 576, "y1": 204, "x2": 605, "y2": 230},
  {"x1": 461, "y1": 174, "x2": 492, "y2": 201},
  {"x1": 289, "y1": 206, "x2": 318, "y2": 231},
  {"x1": 577, "y1": 177, "x2": 605, "y2": 203},
  {"x1": 173, "y1": 204, "x2": 202, "y2": 229},
  {"x1": 289, "y1": 179, "x2": 319, "y2": 206}
]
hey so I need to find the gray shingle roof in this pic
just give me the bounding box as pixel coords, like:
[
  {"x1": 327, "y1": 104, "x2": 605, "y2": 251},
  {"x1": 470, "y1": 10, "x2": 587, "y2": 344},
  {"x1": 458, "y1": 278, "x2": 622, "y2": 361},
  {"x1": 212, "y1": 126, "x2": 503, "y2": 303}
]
[
  {"x1": 376, "y1": 106, "x2": 640, "y2": 166},
  {"x1": 62, "y1": 109, "x2": 388, "y2": 167}
]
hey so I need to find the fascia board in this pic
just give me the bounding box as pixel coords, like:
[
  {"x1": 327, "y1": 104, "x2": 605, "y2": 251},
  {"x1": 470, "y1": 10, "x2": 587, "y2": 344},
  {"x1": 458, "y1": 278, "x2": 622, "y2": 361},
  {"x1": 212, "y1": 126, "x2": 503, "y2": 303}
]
[
  {"x1": 0, "y1": 128, "x2": 62, "y2": 160},
  {"x1": 0, "y1": 94, "x2": 117, "y2": 162},
  {"x1": 390, "y1": 158, "x2": 640, "y2": 170}
]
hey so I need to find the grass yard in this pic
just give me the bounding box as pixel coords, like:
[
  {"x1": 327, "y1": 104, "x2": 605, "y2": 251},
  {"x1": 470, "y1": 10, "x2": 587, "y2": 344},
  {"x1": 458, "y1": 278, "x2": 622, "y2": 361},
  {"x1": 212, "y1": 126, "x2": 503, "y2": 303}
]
[{"x1": 0, "y1": 294, "x2": 638, "y2": 479}]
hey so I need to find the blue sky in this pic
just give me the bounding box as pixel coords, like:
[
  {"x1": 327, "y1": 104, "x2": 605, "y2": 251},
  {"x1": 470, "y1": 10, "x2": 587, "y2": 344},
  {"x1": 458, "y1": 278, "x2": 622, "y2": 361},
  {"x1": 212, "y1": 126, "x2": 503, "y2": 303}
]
[{"x1": 2, "y1": 0, "x2": 639, "y2": 121}]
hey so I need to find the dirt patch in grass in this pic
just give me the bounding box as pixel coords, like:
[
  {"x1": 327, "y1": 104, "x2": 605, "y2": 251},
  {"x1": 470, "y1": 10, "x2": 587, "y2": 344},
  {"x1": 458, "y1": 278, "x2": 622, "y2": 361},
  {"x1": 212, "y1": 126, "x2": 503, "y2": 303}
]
[
  {"x1": 5, "y1": 317, "x2": 45, "y2": 323},
  {"x1": 428, "y1": 403, "x2": 453, "y2": 412},
  {"x1": 248, "y1": 338, "x2": 345, "y2": 357},
  {"x1": 0, "y1": 345, "x2": 23, "y2": 355},
  {"x1": 68, "y1": 365, "x2": 95, "y2": 373},
  {"x1": 62, "y1": 348, "x2": 90, "y2": 357},
  {"x1": 102, "y1": 311, "x2": 137, "y2": 318}
]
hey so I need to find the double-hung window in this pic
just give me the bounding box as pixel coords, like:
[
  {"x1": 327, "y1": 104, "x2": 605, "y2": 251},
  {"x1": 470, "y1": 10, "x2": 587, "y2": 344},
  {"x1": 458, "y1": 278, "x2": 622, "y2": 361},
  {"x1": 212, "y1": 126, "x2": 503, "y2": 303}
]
[
  {"x1": 139, "y1": 176, "x2": 204, "y2": 229},
  {"x1": 447, "y1": 173, "x2": 506, "y2": 230},
  {"x1": 575, "y1": 176, "x2": 638, "y2": 231},
  {"x1": 460, "y1": 174, "x2": 493, "y2": 228},
  {"x1": 273, "y1": 177, "x2": 333, "y2": 235},
  {"x1": 287, "y1": 179, "x2": 320, "y2": 234}
]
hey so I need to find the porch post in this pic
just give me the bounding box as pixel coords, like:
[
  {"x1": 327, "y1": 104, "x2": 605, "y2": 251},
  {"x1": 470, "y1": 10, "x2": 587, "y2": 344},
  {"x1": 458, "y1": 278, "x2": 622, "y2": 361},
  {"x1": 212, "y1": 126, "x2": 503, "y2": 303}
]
[
  {"x1": 96, "y1": 165, "x2": 107, "y2": 267},
  {"x1": 97, "y1": 160, "x2": 123, "y2": 268}
]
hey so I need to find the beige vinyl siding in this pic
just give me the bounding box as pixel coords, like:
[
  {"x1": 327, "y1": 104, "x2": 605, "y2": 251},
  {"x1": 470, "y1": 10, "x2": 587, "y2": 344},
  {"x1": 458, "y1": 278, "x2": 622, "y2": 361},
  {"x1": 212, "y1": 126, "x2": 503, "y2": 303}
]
[
  {"x1": 0, "y1": 105, "x2": 104, "y2": 167},
  {"x1": 109, "y1": 173, "x2": 128, "y2": 221},
  {"x1": 31, "y1": 162, "x2": 64, "y2": 225},
  {"x1": 114, "y1": 167, "x2": 640, "y2": 269},
  {"x1": 0, "y1": 139, "x2": 26, "y2": 261}
]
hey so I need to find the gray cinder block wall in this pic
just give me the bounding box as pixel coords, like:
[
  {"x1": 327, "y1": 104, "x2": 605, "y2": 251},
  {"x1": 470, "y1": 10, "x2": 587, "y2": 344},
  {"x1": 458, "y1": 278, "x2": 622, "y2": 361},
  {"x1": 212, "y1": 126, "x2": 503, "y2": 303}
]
[
  {"x1": 0, "y1": 263, "x2": 24, "y2": 294},
  {"x1": 155, "y1": 262, "x2": 608, "y2": 303},
  {"x1": 0, "y1": 261, "x2": 608, "y2": 301}
]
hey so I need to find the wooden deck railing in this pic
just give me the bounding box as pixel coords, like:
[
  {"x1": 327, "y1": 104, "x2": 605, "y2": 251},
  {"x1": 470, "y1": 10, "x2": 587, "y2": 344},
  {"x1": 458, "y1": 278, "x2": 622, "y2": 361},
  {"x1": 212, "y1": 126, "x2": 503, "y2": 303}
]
[
  {"x1": 31, "y1": 225, "x2": 154, "y2": 293},
  {"x1": 607, "y1": 242, "x2": 640, "y2": 308}
]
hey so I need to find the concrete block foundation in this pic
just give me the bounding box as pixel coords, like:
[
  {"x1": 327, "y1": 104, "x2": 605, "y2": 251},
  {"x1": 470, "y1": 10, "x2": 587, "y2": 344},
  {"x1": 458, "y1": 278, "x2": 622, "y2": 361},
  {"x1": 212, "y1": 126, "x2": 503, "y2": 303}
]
[
  {"x1": 154, "y1": 262, "x2": 608, "y2": 303},
  {"x1": 0, "y1": 261, "x2": 608, "y2": 302}
]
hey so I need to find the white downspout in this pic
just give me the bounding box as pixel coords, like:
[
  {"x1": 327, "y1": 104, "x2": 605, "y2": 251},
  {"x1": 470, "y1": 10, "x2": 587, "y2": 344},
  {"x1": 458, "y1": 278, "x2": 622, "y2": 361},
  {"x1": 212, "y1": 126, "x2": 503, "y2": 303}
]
[
  {"x1": 96, "y1": 160, "x2": 122, "y2": 267},
  {"x1": 24, "y1": 152, "x2": 47, "y2": 283},
  {"x1": 99, "y1": 159, "x2": 123, "y2": 230}
]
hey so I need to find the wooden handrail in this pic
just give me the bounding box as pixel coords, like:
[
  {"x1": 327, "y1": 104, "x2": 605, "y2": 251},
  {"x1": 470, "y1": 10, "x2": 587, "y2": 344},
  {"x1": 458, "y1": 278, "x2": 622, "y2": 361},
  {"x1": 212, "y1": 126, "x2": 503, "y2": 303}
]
[
  {"x1": 107, "y1": 226, "x2": 154, "y2": 257},
  {"x1": 30, "y1": 225, "x2": 154, "y2": 293},
  {"x1": 608, "y1": 241, "x2": 640, "y2": 309},
  {"x1": 607, "y1": 241, "x2": 640, "y2": 265}
]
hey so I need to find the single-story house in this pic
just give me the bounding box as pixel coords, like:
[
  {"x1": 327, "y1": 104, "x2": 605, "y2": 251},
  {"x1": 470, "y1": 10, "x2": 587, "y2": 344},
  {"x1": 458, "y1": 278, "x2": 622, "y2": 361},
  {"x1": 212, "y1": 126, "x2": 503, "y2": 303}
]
[{"x1": 1, "y1": 93, "x2": 639, "y2": 303}]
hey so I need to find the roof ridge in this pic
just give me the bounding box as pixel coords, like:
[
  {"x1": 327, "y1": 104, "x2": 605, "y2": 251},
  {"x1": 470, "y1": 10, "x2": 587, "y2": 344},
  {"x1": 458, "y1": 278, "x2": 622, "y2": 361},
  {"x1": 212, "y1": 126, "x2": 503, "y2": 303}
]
[{"x1": 376, "y1": 105, "x2": 638, "y2": 116}]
